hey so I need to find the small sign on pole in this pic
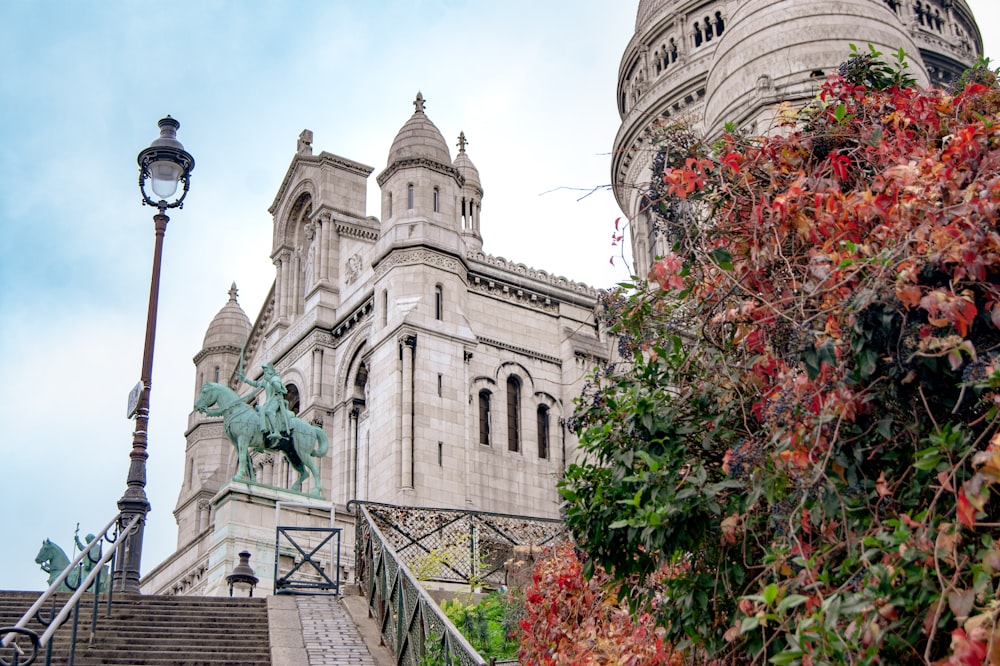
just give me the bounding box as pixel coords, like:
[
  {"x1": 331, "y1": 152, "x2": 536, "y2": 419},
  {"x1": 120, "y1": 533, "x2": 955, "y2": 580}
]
[{"x1": 127, "y1": 381, "x2": 144, "y2": 419}]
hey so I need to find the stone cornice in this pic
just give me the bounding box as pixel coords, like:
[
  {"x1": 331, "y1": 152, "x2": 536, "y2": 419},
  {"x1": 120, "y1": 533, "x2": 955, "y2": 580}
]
[
  {"x1": 376, "y1": 157, "x2": 463, "y2": 187},
  {"x1": 467, "y1": 251, "x2": 599, "y2": 300},
  {"x1": 332, "y1": 296, "x2": 375, "y2": 340},
  {"x1": 336, "y1": 221, "x2": 380, "y2": 242},
  {"x1": 192, "y1": 344, "x2": 242, "y2": 365},
  {"x1": 469, "y1": 275, "x2": 559, "y2": 314},
  {"x1": 374, "y1": 247, "x2": 467, "y2": 281},
  {"x1": 478, "y1": 337, "x2": 562, "y2": 366},
  {"x1": 184, "y1": 421, "x2": 224, "y2": 440}
]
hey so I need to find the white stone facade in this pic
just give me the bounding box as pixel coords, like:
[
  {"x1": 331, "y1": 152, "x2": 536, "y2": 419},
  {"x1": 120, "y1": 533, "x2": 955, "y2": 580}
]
[
  {"x1": 142, "y1": 98, "x2": 604, "y2": 596},
  {"x1": 614, "y1": 0, "x2": 984, "y2": 277}
]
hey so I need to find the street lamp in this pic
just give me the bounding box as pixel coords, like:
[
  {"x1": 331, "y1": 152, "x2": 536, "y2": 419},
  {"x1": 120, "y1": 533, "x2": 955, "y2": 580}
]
[
  {"x1": 227, "y1": 551, "x2": 260, "y2": 597},
  {"x1": 113, "y1": 116, "x2": 195, "y2": 593}
]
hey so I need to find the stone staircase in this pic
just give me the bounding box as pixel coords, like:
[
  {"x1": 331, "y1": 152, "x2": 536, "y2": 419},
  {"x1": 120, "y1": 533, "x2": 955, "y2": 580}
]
[{"x1": 0, "y1": 591, "x2": 272, "y2": 665}]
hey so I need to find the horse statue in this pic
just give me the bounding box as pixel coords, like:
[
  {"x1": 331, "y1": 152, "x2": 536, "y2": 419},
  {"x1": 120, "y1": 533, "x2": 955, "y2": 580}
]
[
  {"x1": 35, "y1": 537, "x2": 110, "y2": 593},
  {"x1": 194, "y1": 382, "x2": 328, "y2": 496},
  {"x1": 35, "y1": 540, "x2": 76, "y2": 592}
]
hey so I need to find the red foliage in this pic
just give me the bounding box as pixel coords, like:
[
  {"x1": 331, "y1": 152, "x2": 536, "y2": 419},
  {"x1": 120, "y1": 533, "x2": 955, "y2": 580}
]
[{"x1": 517, "y1": 544, "x2": 680, "y2": 666}]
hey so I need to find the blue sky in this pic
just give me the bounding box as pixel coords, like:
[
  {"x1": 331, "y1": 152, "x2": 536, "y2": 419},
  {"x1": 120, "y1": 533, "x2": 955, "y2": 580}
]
[{"x1": 1, "y1": 1, "x2": 999, "y2": 591}]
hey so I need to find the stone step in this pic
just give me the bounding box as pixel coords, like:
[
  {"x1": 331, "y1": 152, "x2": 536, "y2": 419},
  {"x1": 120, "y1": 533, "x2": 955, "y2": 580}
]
[{"x1": 0, "y1": 591, "x2": 272, "y2": 666}]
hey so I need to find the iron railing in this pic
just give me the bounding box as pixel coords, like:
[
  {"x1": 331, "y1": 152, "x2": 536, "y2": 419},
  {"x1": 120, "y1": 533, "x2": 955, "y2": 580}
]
[
  {"x1": 349, "y1": 501, "x2": 564, "y2": 666},
  {"x1": 274, "y1": 526, "x2": 342, "y2": 595},
  {"x1": 0, "y1": 513, "x2": 140, "y2": 666}
]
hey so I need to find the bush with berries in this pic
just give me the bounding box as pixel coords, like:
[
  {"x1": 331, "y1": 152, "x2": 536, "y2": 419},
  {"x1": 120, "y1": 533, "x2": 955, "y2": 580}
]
[{"x1": 561, "y1": 51, "x2": 1000, "y2": 664}]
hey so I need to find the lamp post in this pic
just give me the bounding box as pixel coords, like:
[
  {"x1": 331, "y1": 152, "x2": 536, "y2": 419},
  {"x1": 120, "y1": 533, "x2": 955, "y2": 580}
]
[{"x1": 113, "y1": 116, "x2": 195, "y2": 593}]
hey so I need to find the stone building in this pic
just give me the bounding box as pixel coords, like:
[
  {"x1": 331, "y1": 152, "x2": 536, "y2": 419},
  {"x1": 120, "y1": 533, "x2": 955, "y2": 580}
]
[
  {"x1": 141, "y1": 95, "x2": 604, "y2": 596},
  {"x1": 613, "y1": 0, "x2": 984, "y2": 277}
]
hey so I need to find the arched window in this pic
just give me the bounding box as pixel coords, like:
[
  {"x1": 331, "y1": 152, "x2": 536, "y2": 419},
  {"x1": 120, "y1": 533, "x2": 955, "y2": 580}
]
[
  {"x1": 407, "y1": 184, "x2": 414, "y2": 209},
  {"x1": 433, "y1": 187, "x2": 440, "y2": 212},
  {"x1": 704, "y1": 18, "x2": 713, "y2": 42},
  {"x1": 478, "y1": 390, "x2": 491, "y2": 446},
  {"x1": 537, "y1": 405, "x2": 550, "y2": 459},
  {"x1": 434, "y1": 284, "x2": 443, "y2": 320},
  {"x1": 694, "y1": 22, "x2": 703, "y2": 47},
  {"x1": 285, "y1": 383, "x2": 300, "y2": 415},
  {"x1": 382, "y1": 289, "x2": 388, "y2": 327},
  {"x1": 714, "y1": 11, "x2": 725, "y2": 36},
  {"x1": 388, "y1": 191, "x2": 393, "y2": 217},
  {"x1": 507, "y1": 376, "x2": 521, "y2": 452},
  {"x1": 214, "y1": 366, "x2": 220, "y2": 383}
]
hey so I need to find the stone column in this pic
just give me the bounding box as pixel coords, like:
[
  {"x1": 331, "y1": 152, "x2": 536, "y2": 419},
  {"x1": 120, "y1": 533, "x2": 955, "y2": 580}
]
[
  {"x1": 311, "y1": 348, "x2": 323, "y2": 397},
  {"x1": 292, "y1": 253, "x2": 302, "y2": 315},
  {"x1": 318, "y1": 218, "x2": 330, "y2": 285},
  {"x1": 400, "y1": 335, "x2": 417, "y2": 489},
  {"x1": 274, "y1": 256, "x2": 285, "y2": 320},
  {"x1": 349, "y1": 405, "x2": 360, "y2": 501},
  {"x1": 278, "y1": 250, "x2": 292, "y2": 320},
  {"x1": 463, "y1": 350, "x2": 473, "y2": 504}
]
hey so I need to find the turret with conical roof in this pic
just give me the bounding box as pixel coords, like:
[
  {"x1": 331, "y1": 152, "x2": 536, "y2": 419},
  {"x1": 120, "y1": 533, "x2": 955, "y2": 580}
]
[
  {"x1": 453, "y1": 131, "x2": 484, "y2": 253},
  {"x1": 375, "y1": 92, "x2": 466, "y2": 263},
  {"x1": 192, "y1": 283, "x2": 251, "y2": 400}
]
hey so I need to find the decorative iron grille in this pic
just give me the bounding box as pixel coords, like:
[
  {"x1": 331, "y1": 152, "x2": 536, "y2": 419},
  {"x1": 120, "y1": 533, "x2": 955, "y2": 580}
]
[
  {"x1": 274, "y1": 526, "x2": 341, "y2": 594},
  {"x1": 349, "y1": 501, "x2": 564, "y2": 666}
]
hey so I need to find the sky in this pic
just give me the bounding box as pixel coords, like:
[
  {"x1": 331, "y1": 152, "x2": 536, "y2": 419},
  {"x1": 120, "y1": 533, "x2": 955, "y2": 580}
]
[{"x1": 1, "y1": 1, "x2": 999, "y2": 592}]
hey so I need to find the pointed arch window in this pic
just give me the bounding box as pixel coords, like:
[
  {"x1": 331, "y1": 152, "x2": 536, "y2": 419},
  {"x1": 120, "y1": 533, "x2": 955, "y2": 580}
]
[
  {"x1": 507, "y1": 376, "x2": 521, "y2": 452},
  {"x1": 388, "y1": 191, "x2": 393, "y2": 217},
  {"x1": 478, "y1": 390, "x2": 491, "y2": 446},
  {"x1": 537, "y1": 404, "x2": 550, "y2": 459},
  {"x1": 434, "y1": 284, "x2": 443, "y2": 320},
  {"x1": 407, "y1": 184, "x2": 414, "y2": 210},
  {"x1": 433, "y1": 187, "x2": 440, "y2": 212}
]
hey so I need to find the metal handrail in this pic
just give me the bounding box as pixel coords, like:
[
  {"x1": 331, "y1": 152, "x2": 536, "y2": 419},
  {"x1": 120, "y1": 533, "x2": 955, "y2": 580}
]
[
  {"x1": 353, "y1": 502, "x2": 486, "y2": 666},
  {"x1": 0, "y1": 513, "x2": 140, "y2": 665}
]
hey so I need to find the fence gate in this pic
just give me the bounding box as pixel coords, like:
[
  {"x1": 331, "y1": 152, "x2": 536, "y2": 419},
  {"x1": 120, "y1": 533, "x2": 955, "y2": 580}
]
[{"x1": 274, "y1": 525, "x2": 341, "y2": 595}]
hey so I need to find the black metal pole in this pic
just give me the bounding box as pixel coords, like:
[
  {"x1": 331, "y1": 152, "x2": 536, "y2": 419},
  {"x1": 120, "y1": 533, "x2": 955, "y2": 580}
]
[{"x1": 113, "y1": 211, "x2": 168, "y2": 593}]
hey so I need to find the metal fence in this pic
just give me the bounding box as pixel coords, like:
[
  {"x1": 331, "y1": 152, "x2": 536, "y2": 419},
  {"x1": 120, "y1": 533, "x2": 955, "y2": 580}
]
[{"x1": 349, "y1": 501, "x2": 564, "y2": 666}]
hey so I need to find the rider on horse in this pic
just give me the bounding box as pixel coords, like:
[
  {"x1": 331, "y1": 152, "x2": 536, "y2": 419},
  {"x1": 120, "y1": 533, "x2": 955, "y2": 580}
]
[{"x1": 238, "y1": 362, "x2": 293, "y2": 444}]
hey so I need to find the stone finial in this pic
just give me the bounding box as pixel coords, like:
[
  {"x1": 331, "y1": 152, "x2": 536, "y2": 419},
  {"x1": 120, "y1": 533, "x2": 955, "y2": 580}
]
[
  {"x1": 297, "y1": 129, "x2": 313, "y2": 155},
  {"x1": 228, "y1": 282, "x2": 239, "y2": 302},
  {"x1": 457, "y1": 131, "x2": 468, "y2": 153},
  {"x1": 413, "y1": 92, "x2": 426, "y2": 114}
]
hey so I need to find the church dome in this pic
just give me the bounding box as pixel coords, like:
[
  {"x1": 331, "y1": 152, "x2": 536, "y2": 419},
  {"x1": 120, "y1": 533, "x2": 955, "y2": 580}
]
[
  {"x1": 704, "y1": 0, "x2": 927, "y2": 134},
  {"x1": 202, "y1": 283, "x2": 251, "y2": 349},
  {"x1": 453, "y1": 132, "x2": 481, "y2": 191},
  {"x1": 635, "y1": 0, "x2": 669, "y2": 30},
  {"x1": 386, "y1": 92, "x2": 452, "y2": 167}
]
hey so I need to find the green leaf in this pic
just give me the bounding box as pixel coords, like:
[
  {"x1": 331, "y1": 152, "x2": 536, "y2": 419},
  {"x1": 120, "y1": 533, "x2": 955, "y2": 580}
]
[
  {"x1": 711, "y1": 248, "x2": 734, "y2": 271},
  {"x1": 777, "y1": 594, "x2": 809, "y2": 614},
  {"x1": 763, "y1": 583, "x2": 779, "y2": 606},
  {"x1": 770, "y1": 651, "x2": 804, "y2": 665},
  {"x1": 740, "y1": 616, "x2": 761, "y2": 634}
]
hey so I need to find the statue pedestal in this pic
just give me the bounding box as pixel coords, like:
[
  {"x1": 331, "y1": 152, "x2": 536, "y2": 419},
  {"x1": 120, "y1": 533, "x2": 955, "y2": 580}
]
[{"x1": 199, "y1": 481, "x2": 354, "y2": 597}]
